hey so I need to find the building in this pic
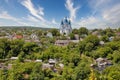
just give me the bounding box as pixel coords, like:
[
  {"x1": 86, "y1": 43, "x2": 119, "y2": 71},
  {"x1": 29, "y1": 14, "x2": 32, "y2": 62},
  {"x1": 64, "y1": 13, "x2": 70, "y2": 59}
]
[
  {"x1": 55, "y1": 40, "x2": 79, "y2": 46},
  {"x1": 60, "y1": 17, "x2": 72, "y2": 36},
  {"x1": 91, "y1": 57, "x2": 112, "y2": 71},
  {"x1": 46, "y1": 32, "x2": 53, "y2": 38},
  {"x1": 10, "y1": 57, "x2": 18, "y2": 60}
]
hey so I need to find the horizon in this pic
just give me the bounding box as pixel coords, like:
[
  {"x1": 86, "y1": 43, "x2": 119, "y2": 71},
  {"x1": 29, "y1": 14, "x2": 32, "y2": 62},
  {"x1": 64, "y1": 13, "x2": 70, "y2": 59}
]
[{"x1": 0, "y1": 0, "x2": 120, "y2": 29}]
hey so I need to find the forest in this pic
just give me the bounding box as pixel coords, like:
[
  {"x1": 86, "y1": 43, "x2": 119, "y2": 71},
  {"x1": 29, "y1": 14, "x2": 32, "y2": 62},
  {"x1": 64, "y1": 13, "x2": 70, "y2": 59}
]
[{"x1": 0, "y1": 27, "x2": 120, "y2": 80}]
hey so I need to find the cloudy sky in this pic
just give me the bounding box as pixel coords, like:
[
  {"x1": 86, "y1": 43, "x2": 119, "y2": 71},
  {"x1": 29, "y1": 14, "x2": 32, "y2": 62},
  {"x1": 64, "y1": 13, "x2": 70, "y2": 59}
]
[{"x1": 0, "y1": 0, "x2": 120, "y2": 29}]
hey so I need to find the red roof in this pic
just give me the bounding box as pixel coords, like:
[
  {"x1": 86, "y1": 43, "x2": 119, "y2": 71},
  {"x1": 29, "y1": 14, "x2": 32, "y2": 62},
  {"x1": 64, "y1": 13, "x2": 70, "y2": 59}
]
[{"x1": 15, "y1": 35, "x2": 23, "y2": 39}]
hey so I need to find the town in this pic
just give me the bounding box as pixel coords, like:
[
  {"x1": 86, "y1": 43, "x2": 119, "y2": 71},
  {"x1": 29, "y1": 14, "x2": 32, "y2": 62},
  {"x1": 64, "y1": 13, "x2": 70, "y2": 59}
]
[
  {"x1": 0, "y1": 0, "x2": 120, "y2": 79},
  {"x1": 0, "y1": 17, "x2": 120, "y2": 80}
]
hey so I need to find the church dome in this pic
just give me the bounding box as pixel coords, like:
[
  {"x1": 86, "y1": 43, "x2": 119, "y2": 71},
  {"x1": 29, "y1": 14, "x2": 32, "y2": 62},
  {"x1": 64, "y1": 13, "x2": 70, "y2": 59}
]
[
  {"x1": 63, "y1": 17, "x2": 69, "y2": 24},
  {"x1": 60, "y1": 17, "x2": 72, "y2": 36}
]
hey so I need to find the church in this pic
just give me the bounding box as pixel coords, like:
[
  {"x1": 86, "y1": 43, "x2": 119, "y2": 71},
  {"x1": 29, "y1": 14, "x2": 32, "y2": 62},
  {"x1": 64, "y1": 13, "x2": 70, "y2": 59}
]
[{"x1": 60, "y1": 17, "x2": 72, "y2": 36}]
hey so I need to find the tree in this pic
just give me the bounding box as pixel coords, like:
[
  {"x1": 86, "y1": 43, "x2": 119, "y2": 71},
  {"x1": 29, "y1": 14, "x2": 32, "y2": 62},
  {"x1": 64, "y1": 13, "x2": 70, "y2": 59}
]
[
  {"x1": 10, "y1": 39, "x2": 24, "y2": 57},
  {"x1": 84, "y1": 35, "x2": 100, "y2": 47},
  {"x1": 36, "y1": 30, "x2": 43, "y2": 36},
  {"x1": 18, "y1": 51, "x2": 25, "y2": 62},
  {"x1": 85, "y1": 42, "x2": 94, "y2": 52},
  {"x1": 62, "y1": 67, "x2": 74, "y2": 80},
  {"x1": 95, "y1": 47, "x2": 113, "y2": 58},
  {"x1": 0, "y1": 70, "x2": 7, "y2": 80},
  {"x1": 78, "y1": 27, "x2": 88, "y2": 35},
  {"x1": 101, "y1": 35, "x2": 109, "y2": 42},
  {"x1": 0, "y1": 38, "x2": 11, "y2": 59},
  {"x1": 112, "y1": 50, "x2": 120, "y2": 63},
  {"x1": 74, "y1": 62, "x2": 90, "y2": 80},
  {"x1": 72, "y1": 29, "x2": 79, "y2": 34},
  {"x1": 49, "y1": 29, "x2": 60, "y2": 36},
  {"x1": 69, "y1": 33, "x2": 75, "y2": 40},
  {"x1": 103, "y1": 65, "x2": 120, "y2": 80},
  {"x1": 30, "y1": 63, "x2": 44, "y2": 80},
  {"x1": 78, "y1": 41, "x2": 86, "y2": 54},
  {"x1": 23, "y1": 42, "x2": 39, "y2": 55},
  {"x1": 70, "y1": 53, "x2": 81, "y2": 66},
  {"x1": 89, "y1": 69, "x2": 96, "y2": 80}
]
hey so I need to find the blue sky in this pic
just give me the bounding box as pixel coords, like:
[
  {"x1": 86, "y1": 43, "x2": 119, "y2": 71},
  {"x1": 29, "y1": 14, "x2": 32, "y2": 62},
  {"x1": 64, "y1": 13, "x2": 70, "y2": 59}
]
[{"x1": 0, "y1": 0, "x2": 120, "y2": 29}]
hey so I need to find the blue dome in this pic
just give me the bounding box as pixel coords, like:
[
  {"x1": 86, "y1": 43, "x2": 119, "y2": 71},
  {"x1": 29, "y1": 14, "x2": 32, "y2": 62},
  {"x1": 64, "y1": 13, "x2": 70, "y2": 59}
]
[
  {"x1": 63, "y1": 17, "x2": 69, "y2": 24},
  {"x1": 61, "y1": 20, "x2": 64, "y2": 25}
]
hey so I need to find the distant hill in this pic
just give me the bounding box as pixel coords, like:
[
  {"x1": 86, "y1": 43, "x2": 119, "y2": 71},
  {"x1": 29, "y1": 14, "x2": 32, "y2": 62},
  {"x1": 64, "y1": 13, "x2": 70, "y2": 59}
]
[{"x1": 0, "y1": 26, "x2": 58, "y2": 30}]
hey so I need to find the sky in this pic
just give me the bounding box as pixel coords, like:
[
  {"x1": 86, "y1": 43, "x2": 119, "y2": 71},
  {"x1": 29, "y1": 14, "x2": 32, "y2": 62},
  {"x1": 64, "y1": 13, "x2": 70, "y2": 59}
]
[{"x1": 0, "y1": 0, "x2": 120, "y2": 29}]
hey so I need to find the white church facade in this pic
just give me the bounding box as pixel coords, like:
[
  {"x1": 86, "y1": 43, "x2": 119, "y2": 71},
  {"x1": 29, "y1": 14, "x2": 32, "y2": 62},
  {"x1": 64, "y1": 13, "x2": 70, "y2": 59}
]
[{"x1": 60, "y1": 17, "x2": 72, "y2": 36}]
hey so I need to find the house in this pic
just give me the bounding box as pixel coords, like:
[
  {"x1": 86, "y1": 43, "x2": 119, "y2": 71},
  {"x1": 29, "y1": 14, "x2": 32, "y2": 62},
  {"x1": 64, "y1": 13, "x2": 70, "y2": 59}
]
[
  {"x1": 0, "y1": 63, "x2": 7, "y2": 70},
  {"x1": 10, "y1": 57, "x2": 18, "y2": 60},
  {"x1": 42, "y1": 59, "x2": 57, "y2": 70},
  {"x1": 99, "y1": 41, "x2": 105, "y2": 45},
  {"x1": 55, "y1": 40, "x2": 79, "y2": 46},
  {"x1": 0, "y1": 63, "x2": 4, "y2": 69},
  {"x1": 95, "y1": 57, "x2": 112, "y2": 71},
  {"x1": 35, "y1": 59, "x2": 42, "y2": 62},
  {"x1": 24, "y1": 59, "x2": 32, "y2": 62},
  {"x1": 71, "y1": 40, "x2": 79, "y2": 43},
  {"x1": 59, "y1": 63, "x2": 64, "y2": 68},
  {"x1": 16, "y1": 35, "x2": 23, "y2": 39},
  {"x1": 109, "y1": 36, "x2": 114, "y2": 41},
  {"x1": 55, "y1": 40, "x2": 70, "y2": 46},
  {"x1": 7, "y1": 64, "x2": 12, "y2": 69},
  {"x1": 92, "y1": 31, "x2": 99, "y2": 35},
  {"x1": 74, "y1": 34, "x2": 79, "y2": 40},
  {"x1": 12, "y1": 34, "x2": 23, "y2": 39},
  {"x1": 49, "y1": 59, "x2": 56, "y2": 64},
  {"x1": 7, "y1": 35, "x2": 13, "y2": 40},
  {"x1": 116, "y1": 32, "x2": 120, "y2": 36},
  {"x1": 42, "y1": 63, "x2": 51, "y2": 69},
  {"x1": 30, "y1": 33, "x2": 40, "y2": 42},
  {"x1": 23, "y1": 34, "x2": 31, "y2": 42},
  {"x1": 46, "y1": 32, "x2": 53, "y2": 38}
]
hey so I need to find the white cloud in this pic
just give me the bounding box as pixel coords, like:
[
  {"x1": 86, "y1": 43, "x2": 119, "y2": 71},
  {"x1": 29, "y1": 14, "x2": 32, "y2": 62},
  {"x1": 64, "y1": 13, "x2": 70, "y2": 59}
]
[
  {"x1": 76, "y1": 16, "x2": 106, "y2": 29},
  {"x1": 0, "y1": 11, "x2": 16, "y2": 20},
  {"x1": 102, "y1": 4, "x2": 120, "y2": 24},
  {"x1": 26, "y1": 15, "x2": 40, "y2": 22},
  {"x1": 21, "y1": 0, "x2": 45, "y2": 22},
  {"x1": 90, "y1": 0, "x2": 111, "y2": 9},
  {"x1": 65, "y1": 0, "x2": 80, "y2": 22},
  {"x1": 20, "y1": 0, "x2": 57, "y2": 28},
  {"x1": 0, "y1": 11, "x2": 28, "y2": 25},
  {"x1": 76, "y1": 0, "x2": 120, "y2": 29},
  {"x1": 79, "y1": 16, "x2": 98, "y2": 26},
  {"x1": 51, "y1": 18, "x2": 57, "y2": 24}
]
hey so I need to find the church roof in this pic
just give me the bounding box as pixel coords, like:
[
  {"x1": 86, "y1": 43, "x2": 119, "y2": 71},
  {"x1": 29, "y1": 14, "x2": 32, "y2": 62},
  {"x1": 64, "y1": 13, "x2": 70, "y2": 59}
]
[{"x1": 61, "y1": 17, "x2": 71, "y2": 25}]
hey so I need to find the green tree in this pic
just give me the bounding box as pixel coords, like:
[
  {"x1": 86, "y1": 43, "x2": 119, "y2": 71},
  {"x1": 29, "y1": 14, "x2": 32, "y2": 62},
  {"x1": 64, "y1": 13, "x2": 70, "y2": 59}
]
[
  {"x1": 69, "y1": 33, "x2": 75, "y2": 40},
  {"x1": 101, "y1": 35, "x2": 109, "y2": 42},
  {"x1": 78, "y1": 41, "x2": 86, "y2": 54},
  {"x1": 30, "y1": 63, "x2": 44, "y2": 80},
  {"x1": 72, "y1": 29, "x2": 79, "y2": 34},
  {"x1": 84, "y1": 35, "x2": 100, "y2": 47},
  {"x1": 50, "y1": 28, "x2": 60, "y2": 36},
  {"x1": 78, "y1": 27, "x2": 88, "y2": 35},
  {"x1": 112, "y1": 50, "x2": 120, "y2": 63},
  {"x1": 0, "y1": 38, "x2": 10, "y2": 59},
  {"x1": 36, "y1": 30, "x2": 43, "y2": 36},
  {"x1": 95, "y1": 47, "x2": 113, "y2": 58},
  {"x1": 10, "y1": 39, "x2": 24, "y2": 57},
  {"x1": 85, "y1": 42, "x2": 94, "y2": 52},
  {"x1": 103, "y1": 65, "x2": 120, "y2": 80}
]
